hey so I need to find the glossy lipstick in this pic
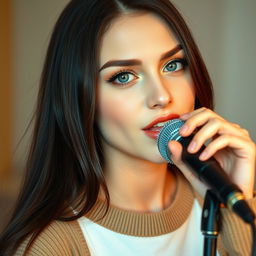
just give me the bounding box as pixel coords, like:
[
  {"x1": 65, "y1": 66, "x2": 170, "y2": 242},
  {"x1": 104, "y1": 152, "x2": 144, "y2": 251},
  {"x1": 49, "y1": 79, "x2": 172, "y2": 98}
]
[{"x1": 142, "y1": 113, "x2": 180, "y2": 139}]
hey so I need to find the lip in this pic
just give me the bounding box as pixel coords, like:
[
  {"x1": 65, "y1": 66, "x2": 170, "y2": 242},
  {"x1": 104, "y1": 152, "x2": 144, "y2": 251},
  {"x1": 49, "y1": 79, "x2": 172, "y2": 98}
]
[
  {"x1": 142, "y1": 113, "x2": 180, "y2": 140},
  {"x1": 142, "y1": 113, "x2": 180, "y2": 130}
]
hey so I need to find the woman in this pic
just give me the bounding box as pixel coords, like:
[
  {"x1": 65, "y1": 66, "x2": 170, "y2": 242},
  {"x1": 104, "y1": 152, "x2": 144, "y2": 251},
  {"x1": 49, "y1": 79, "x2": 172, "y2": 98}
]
[{"x1": 0, "y1": 0, "x2": 255, "y2": 255}]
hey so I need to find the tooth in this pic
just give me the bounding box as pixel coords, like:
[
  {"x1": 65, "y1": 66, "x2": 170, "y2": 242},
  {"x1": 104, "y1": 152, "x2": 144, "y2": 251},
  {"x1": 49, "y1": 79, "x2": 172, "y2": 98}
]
[{"x1": 154, "y1": 122, "x2": 166, "y2": 127}]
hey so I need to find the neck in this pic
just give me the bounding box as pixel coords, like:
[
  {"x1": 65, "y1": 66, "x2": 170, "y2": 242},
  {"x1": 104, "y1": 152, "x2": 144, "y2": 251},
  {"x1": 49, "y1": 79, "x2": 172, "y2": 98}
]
[{"x1": 101, "y1": 153, "x2": 177, "y2": 212}]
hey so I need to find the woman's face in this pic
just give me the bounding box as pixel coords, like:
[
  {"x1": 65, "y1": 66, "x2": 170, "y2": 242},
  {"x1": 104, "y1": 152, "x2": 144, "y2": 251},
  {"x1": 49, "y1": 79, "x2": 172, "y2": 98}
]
[{"x1": 97, "y1": 12, "x2": 195, "y2": 164}]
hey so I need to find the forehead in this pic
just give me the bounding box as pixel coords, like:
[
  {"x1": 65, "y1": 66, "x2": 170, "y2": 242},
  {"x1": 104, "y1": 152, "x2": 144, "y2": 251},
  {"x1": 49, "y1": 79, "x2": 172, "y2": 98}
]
[{"x1": 100, "y1": 12, "x2": 179, "y2": 64}]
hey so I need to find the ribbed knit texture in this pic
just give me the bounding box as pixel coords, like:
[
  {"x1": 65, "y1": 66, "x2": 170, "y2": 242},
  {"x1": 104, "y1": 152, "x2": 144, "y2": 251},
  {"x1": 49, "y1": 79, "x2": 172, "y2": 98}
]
[
  {"x1": 16, "y1": 220, "x2": 90, "y2": 255},
  {"x1": 15, "y1": 171, "x2": 256, "y2": 255},
  {"x1": 220, "y1": 198, "x2": 256, "y2": 256}
]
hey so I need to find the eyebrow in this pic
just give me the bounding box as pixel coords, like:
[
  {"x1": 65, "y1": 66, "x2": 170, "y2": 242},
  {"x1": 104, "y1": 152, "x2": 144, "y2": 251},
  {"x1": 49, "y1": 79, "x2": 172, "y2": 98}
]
[
  {"x1": 99, "y1": 44, "x2": 182, "y2": 71},
  {"x1": 160, "y1": 44, "x2": 182, "y2": 61}
]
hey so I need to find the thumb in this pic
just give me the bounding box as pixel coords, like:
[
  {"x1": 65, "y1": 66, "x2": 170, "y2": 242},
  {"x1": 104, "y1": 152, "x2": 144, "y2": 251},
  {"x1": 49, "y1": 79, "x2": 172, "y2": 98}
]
[{"x1": 168, "y1": 140, "x2": 183, "y2": 166}]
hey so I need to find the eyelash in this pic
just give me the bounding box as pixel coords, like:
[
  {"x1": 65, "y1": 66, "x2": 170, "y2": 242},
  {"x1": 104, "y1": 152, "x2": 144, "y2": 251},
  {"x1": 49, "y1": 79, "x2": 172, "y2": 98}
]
[
  {"x1": 106, "y1": 58, "x2": 188, "y2": 86},
  {"x1": 106, "y1": 69, "x2": 138, "y2": 86},
  {"x1": 163, "y1": 58, "x2": 188, "y2": 73}
]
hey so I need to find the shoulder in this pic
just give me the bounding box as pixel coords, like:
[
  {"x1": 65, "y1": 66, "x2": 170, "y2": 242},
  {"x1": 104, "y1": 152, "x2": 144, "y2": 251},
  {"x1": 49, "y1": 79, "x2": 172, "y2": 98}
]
[
  {"x1": 15, "y1": 219, "x2": 90, "y2": 256},
  {"x1": 220, "y1": 197, "x2": 256, "y2": 255}
]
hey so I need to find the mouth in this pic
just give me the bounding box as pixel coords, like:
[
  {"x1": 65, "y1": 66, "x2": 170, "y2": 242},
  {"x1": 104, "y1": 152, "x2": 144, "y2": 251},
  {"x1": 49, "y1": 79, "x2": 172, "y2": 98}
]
[{"x1": 142, "y1": 113, "x2": 180, "y2": 139}]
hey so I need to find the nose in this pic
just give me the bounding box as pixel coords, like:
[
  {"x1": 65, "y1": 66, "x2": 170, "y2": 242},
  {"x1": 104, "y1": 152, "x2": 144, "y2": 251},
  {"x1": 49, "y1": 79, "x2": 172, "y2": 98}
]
[{"x1": 146, "y1": 76, "x2": 172, "y2": 109}]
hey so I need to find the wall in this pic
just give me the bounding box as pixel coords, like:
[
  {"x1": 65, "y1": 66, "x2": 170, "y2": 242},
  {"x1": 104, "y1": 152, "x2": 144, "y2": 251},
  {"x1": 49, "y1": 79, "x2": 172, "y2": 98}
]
[
  {"x1": 0, "y1": 0, "x2": 13, "y2": 181},
  {"x1": 172, "y1": 0, "x2": 256, "y2": 140},
  {"x1": 12, "y1": 0, "x2": 69, "y2": 173},
  {"x1": 217, "y1": 0, "x2": 256, "y2": 137}
]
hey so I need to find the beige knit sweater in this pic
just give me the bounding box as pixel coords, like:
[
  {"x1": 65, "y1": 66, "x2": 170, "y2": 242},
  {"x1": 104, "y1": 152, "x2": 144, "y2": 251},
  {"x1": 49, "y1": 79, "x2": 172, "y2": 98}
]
[{"x1": 16, "y1": 172, "x2": 256, "y2": 255}]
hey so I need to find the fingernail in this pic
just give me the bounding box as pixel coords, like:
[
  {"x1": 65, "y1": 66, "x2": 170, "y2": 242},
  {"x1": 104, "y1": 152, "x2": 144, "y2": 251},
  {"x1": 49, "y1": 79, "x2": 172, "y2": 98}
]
[
  {"x1": 199, "y1": 151, "x2": 208, "y2": 160},
  {"x1": 180, "y1": 113, "x2": 190, "y2": 120},
  {"x1": 188, "y1": 141, "x2": 197, "y2": 152},
  {"x1": 179, "y1": 124, "x2": 188, "y2": 135}
]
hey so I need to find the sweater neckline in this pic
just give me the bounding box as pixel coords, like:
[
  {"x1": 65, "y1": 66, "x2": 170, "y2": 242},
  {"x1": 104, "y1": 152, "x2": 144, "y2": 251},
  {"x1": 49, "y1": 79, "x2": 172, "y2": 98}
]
[{"x1": 85, "y1": 171, "x2": 194, "y2": 237}]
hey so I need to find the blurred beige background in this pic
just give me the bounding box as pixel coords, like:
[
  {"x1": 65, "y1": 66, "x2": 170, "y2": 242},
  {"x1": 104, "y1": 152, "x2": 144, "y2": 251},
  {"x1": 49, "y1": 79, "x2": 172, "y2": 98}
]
[{"x1": 0, "y1": 0, "x2": 255, "y2": 232}]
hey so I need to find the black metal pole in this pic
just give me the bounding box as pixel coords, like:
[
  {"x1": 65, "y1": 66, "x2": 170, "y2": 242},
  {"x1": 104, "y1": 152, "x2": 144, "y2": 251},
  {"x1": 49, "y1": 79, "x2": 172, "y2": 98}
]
[
  {"x1": 201, "y1": 190, "x2": 221, "y2": 256},
  {"x1": 203, "y1": 234, "x2": 218, "y2": 256}
]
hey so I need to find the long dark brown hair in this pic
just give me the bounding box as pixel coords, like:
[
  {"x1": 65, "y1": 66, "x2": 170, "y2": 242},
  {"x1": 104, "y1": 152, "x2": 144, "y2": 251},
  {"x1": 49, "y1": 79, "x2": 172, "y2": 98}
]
[{"x1": 0, "y1": 0, "x2": 213, "y2": 254}]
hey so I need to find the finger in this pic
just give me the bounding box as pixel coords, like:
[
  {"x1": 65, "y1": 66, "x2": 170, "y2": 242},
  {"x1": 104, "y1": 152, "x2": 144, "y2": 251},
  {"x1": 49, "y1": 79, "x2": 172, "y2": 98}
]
[
  {"x1": 186, "y1": 118, "x2": 251, "y2": 154},
  {"x1": 168, "y1": 140, "x2": 183, "y2": 165},
  {"x1": 198, "y1": 136, "x2": 256, "y2": 198},
  {"x1": 180, "y1": 108, "x2": 252, "y2": 143},
  {"x1": 198, "y1": 134, "x2": 255, "y2": 161},
  {"x1": 180, "y1": 107, "x2": 208, "y2": 120},
  {"x1": 180, "y1": 107, "x2": 222, "y2": 123},
  {"x1": 179, "y1": 108, "x2": 223, "y2": 136}
]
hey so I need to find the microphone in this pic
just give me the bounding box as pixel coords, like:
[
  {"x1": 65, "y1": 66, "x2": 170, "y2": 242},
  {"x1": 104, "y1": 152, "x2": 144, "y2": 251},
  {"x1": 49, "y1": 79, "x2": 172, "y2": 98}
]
[{"x1": 157, "y1": 118, "x2": 255, "y2": 224}]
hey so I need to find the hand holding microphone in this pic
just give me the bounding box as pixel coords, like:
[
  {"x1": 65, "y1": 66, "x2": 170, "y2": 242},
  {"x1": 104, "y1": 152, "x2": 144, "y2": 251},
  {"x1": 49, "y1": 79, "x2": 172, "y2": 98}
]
[{"x1": 157, "y1": 108, "x2": 256, "y2": 223}]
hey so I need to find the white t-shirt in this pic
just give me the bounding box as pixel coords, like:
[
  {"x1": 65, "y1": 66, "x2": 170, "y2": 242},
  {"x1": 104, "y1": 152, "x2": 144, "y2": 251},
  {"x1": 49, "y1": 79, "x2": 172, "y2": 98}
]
[{"x1": 78, "y1": 200, "x2": 220, "y2": 256}]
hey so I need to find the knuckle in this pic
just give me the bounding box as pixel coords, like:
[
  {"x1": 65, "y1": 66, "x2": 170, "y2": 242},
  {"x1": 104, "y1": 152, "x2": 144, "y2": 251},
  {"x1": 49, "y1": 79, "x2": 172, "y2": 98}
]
[
  {"x1": 209, "y1": 117, "x2": 222, "y2": 126},
  {"x1": 209, "y1": 117, "x2": 218, "y2": 124},
  {"x1": 203, "y1": 108, "x2": 212, "y2": 114},
  {"x1": 222, "y1": 134, "x2": 231, "y2": 141},
  {"x1": 232, "y1": 123, "x2": 241, "y2": 128},
  {"x1": 241, "y1": 128, "x2": 250, "y2": 136}
]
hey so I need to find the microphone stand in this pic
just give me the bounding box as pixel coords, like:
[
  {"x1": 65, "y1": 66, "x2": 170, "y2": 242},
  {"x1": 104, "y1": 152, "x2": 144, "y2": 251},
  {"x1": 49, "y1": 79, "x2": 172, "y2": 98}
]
[{"x1": 201, "y1": 190, "x2": 221, "y2": 256}]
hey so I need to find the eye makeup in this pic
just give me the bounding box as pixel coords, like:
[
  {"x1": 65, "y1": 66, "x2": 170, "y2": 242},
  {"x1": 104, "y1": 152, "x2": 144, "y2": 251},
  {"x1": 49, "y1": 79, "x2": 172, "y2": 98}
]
[
  {"x1": 106, "y1": 69, "x2": 139, "y2": 87},
  {"x1": 104, "y1": 56, "x2": 188, "y2": 87},
  {"x1": 162, "y1": 58, "x2": 188, "y2": 73},
  {"x1": 99, "y1": 44, "x2": 182, "y2": 71}
]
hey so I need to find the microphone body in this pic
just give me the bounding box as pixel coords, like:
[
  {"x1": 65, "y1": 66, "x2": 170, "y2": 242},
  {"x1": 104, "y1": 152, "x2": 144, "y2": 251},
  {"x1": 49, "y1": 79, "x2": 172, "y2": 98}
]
[{"x1": 157, "y1": 119, "x2": 255, "y2": 223}]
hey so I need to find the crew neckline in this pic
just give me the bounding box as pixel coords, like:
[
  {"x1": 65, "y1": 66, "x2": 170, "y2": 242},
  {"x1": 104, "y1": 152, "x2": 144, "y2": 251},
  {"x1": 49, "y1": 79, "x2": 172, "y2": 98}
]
[{"x1": 85, "y1": 171, "x2": 194, "y2": 237}]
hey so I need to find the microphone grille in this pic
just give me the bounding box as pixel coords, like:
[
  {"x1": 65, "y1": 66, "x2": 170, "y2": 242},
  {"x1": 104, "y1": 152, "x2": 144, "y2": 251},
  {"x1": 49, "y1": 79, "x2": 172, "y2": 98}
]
[{"x1": 157, "y1": 118, "x2": 184, "y2": 163}]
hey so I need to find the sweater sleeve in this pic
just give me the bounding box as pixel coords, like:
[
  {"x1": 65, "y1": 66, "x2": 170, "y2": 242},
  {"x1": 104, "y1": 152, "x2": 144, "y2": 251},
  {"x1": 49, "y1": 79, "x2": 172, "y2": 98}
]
[
  {"x1": 15, "y1": 220, "x2": 90, "y2": 256},
  {"x1": 220, "y1": 197, "x2": 256, "y2": 256}
]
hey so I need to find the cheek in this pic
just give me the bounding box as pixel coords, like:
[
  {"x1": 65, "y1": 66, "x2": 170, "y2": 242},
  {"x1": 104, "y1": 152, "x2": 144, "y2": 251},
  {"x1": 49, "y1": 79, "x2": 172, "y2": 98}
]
[
  {"x1": 182, "y1": 73, "x2": 195, "y2": 97},
  {"x1": 99, "y1": 100, "x2": 124, "y2": 127},
  {"x1": 97, "y1": 90, "x2": 137, "y2": 132},
  {"x1": 182, "y1": 84, "x2": 195, "y2": 105},
  {"x1": 183, "y1": 89, "x2": 196, "y2": 112},
  {"x1": 171, "y1": 75, "x2": 195, "y2": 109}
]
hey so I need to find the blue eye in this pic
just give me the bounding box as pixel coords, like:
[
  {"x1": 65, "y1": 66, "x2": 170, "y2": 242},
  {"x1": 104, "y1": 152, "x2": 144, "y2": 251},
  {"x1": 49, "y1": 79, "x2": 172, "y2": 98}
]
[
  {"x1": 163, "y1": 58, "x2": 187, "y2": 73},
  {"x1": 116, "y1": 73, "x2": 131, "y2": 83},
  {"x1": 107, "y1": 71, "x2": 138, "y2": 86}
]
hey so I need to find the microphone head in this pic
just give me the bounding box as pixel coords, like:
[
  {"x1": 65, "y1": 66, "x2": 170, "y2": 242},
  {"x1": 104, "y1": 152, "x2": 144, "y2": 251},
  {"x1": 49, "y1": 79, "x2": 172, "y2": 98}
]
[{"x1": 157, "y1": 118, "x2": 184, "y2": 163}]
